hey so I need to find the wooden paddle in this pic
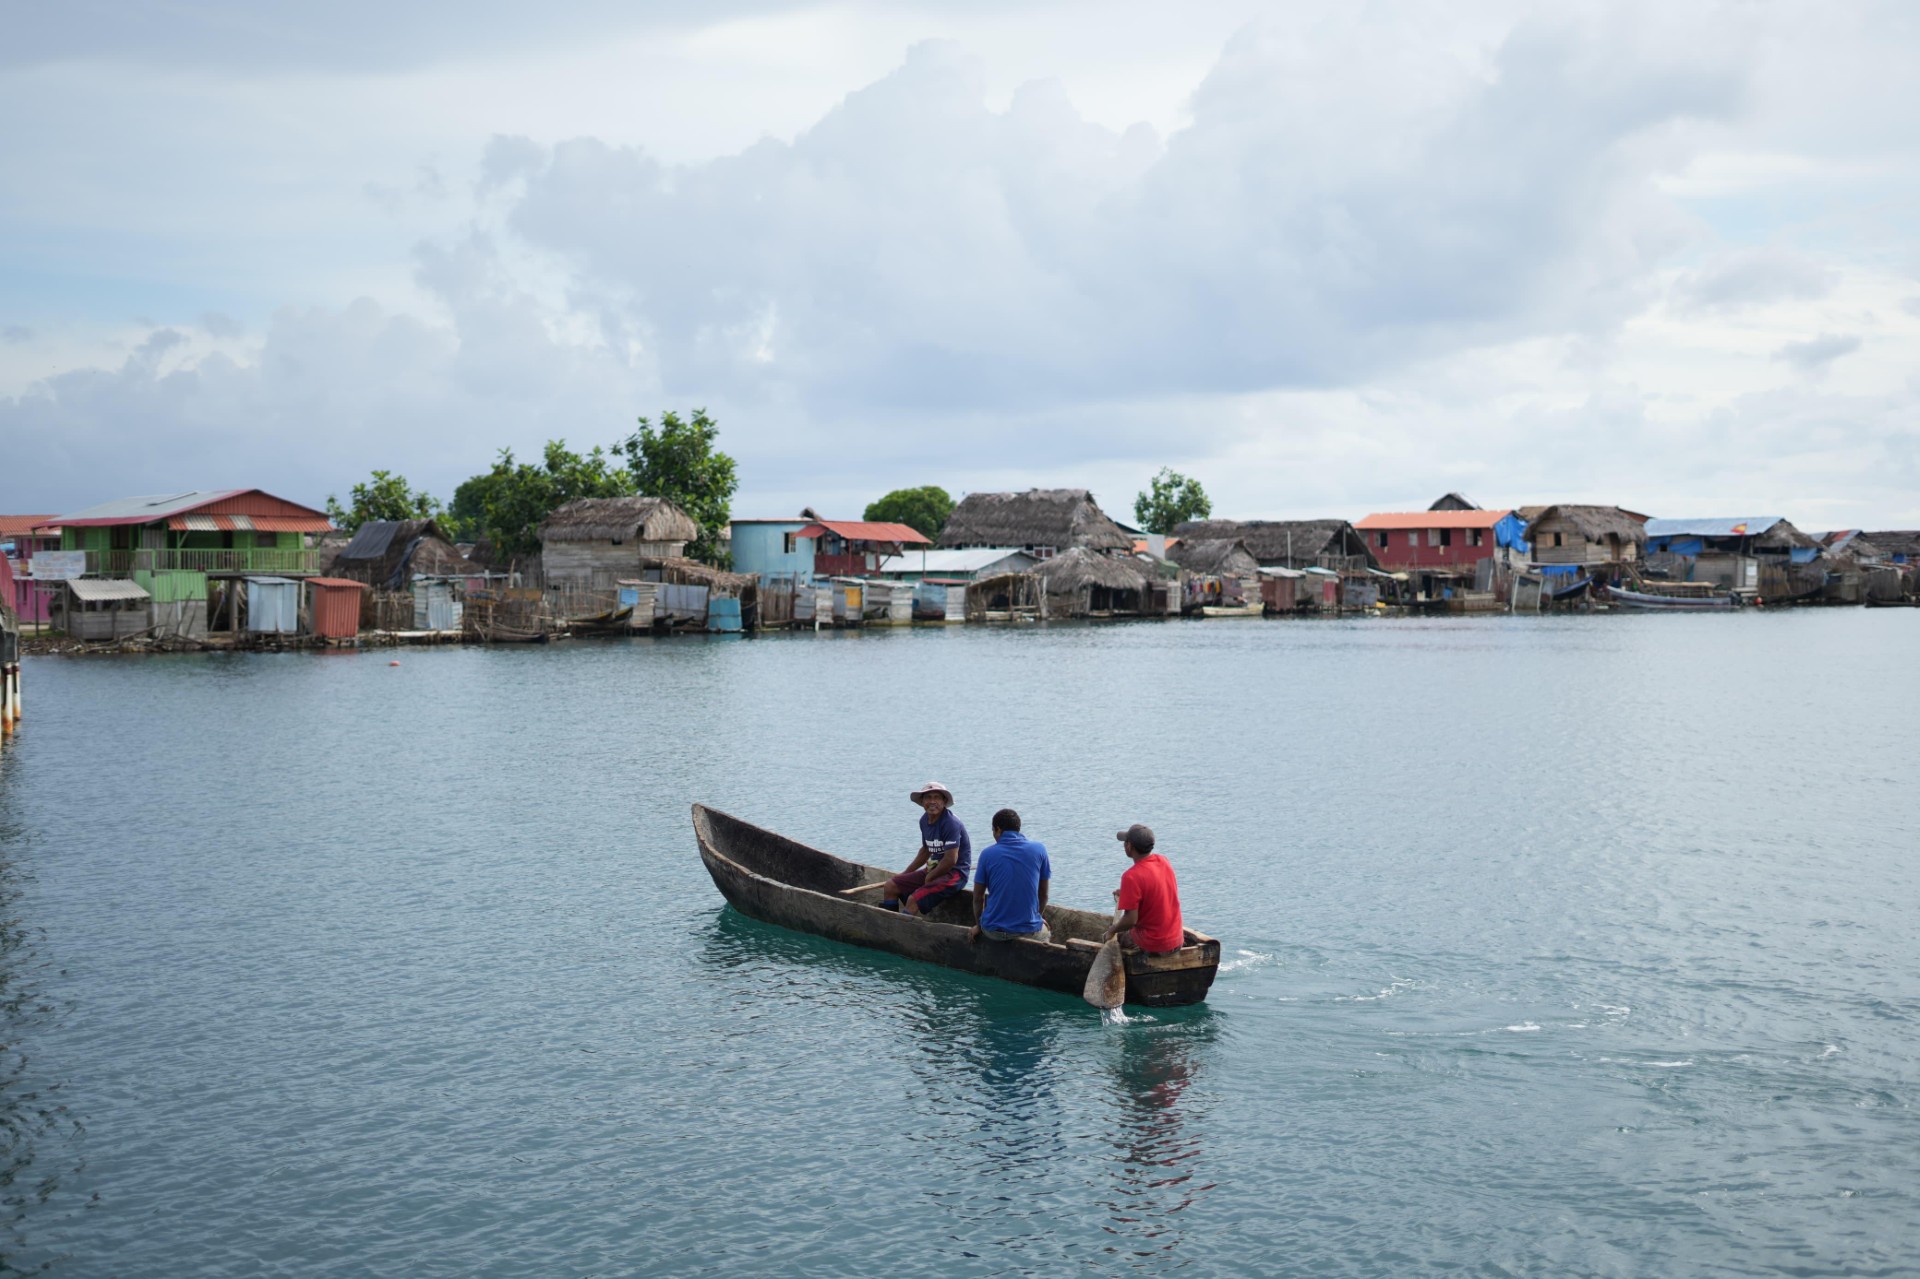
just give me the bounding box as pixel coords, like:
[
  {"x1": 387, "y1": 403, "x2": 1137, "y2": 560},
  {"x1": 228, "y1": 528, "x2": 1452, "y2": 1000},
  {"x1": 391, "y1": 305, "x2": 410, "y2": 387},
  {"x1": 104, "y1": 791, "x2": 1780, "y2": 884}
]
[
  {"x1": 838, "y1": 881, "x2": 886, "y2": 896},
  {"x1": 1082, "y1": 909, "x2": 1128, "y2": 1009}
]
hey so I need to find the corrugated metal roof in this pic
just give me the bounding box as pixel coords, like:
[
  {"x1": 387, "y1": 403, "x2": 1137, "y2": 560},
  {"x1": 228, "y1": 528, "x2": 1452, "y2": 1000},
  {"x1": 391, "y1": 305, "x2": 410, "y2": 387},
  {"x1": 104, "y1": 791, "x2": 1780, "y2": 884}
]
[
  {"x1": 341, "y1": 522, "x2": 402, "y2": 560},
  {"x1": 67, "y1": 579, "x2": 151, "y2": 602},
  {"x1": 54, "y1": 491, "x2": 245, "y2": 524},
  {"x1": 1356, "y1": 510, "x2": 1515, "y2": 530},
  {"x1": 794, "y1": 520, "x2": 932, "y2": 545},
  {"x1": 165, "y1": 513, "x2": 331, "y2": 533},
  {"x1": 55, "y1": 489, "x2": 331, "y2": 529},
  {"x1": 1643, "y1": 517, "x2": 1784, "y2": 538},
  {"x1": 307, "y1": 577, "x2": 368, "y2": 590},
  {"x1": 0, "y1": 516, "x2": 56, "y2": 536},
  {"x1": 876, "y1": 547, "x2": 1034, "y2": 574}
]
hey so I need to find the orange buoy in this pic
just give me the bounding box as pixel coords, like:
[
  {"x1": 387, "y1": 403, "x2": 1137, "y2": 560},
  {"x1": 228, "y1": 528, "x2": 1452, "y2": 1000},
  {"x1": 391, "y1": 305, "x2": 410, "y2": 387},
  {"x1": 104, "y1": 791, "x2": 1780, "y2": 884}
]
[{"x1": 389, "y1": 660, "x2": 401, "y2": 666}]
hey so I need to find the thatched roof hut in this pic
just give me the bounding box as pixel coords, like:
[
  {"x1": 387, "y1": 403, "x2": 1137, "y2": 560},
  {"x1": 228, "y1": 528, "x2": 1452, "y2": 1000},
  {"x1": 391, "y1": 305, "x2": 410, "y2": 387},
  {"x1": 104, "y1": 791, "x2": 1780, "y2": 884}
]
[
  {"x1": 937, "y1": 489, "x2": 1132, "y2": 554},
  {"x1": 1861, "y1": 530, "x2": 1920, "y2": 563},
  {"x1": 1170, "y1": 519, "x2": 1377, "y2": 572},
  {"x1": 1032, "y1": 547, "x2": 1147, "y2": 616},
  {"x1": 1167, "y1": 538, "x2": 1259, "y2": 577},
  {"x1": 329, "y1": 519, "x2": 477, "y2": 589},
  {"x1": 538, "y1": 497, "x2": 701, "y2": 586},
  {"x1": 538, "y1": 497, "x2": 699, "y2": 547},
  {"x1": 1528, "y1": 505, "x2": 1648, "y2": 566}
]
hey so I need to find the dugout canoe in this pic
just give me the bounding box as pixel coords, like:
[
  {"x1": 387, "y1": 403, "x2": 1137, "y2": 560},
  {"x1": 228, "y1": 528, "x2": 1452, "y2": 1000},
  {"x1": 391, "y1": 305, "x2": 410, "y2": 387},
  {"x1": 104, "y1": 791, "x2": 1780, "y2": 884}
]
[{"x1": 693, "y1": 804, "x2": 1220, "y2": 1007}]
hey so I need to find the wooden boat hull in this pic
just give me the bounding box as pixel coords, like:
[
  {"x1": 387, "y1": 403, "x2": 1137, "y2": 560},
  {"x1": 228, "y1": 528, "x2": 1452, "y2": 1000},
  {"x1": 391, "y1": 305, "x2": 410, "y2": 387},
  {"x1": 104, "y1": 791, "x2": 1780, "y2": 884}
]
[
  {"x1": 1606, "y1": 584, "x2": 1734, "y2": 610},
  {"x1": 693, "y1": 804, "x2": 1219, "y2": 1007}
]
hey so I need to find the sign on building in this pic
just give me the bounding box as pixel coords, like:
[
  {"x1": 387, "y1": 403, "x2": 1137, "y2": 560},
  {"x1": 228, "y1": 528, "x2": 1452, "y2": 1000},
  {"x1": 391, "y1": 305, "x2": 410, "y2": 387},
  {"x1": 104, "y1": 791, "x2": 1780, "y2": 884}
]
[{"x1": 29, "y1": 551, "x2": 86, "y2": 581}]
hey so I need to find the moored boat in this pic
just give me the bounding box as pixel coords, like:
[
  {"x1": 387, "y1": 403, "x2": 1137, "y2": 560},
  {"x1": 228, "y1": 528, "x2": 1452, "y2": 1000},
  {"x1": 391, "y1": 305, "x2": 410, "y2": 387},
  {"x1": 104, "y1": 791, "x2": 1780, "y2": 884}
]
[
  {"x1": 692, "y1": 804, "x2": 1220, "y2": 1007},
  {"x1": 1605, "y1": 583, "x2": 1736, "y2": 610}
]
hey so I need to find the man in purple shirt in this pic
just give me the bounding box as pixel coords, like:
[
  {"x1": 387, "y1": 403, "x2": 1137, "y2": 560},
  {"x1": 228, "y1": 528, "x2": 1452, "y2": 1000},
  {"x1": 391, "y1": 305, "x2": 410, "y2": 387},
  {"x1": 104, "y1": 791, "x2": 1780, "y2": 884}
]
[{"x1": 883, "y1": 782, "x2": 972, "y2": 918}]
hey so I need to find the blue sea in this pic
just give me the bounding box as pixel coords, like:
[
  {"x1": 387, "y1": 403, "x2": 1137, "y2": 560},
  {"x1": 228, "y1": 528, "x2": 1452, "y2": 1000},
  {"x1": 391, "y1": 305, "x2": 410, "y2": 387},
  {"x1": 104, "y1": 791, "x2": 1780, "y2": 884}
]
[{"x1": 1, "y1": 611, "x2": 1916, "y2": 1276}]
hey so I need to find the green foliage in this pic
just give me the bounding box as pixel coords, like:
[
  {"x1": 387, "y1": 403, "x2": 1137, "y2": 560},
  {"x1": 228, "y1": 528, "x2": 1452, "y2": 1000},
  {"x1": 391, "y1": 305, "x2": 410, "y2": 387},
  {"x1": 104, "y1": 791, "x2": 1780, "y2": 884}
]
[
  {"x1": 619, "y1": 408, "x2": 739, "y2": 565},
  {"x1": 1133, "y1": 467, "x2": 1212, "y2": 535},
  {"x1": 460, "y1": 440, "x2": 638, "y2": 561},
  {"x1": 863, "y1": 486, "x2": 954, "y2": 540},
  {"x1": 324, "y1": 470, "x2": 442, "y2": 533}
]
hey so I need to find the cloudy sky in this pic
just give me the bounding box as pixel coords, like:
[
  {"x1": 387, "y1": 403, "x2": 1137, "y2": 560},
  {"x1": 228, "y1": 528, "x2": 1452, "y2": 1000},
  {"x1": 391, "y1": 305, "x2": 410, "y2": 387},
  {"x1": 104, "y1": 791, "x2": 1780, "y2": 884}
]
[{"x1": 3, "y1": 0, "x2": 1918, "y2": 528}]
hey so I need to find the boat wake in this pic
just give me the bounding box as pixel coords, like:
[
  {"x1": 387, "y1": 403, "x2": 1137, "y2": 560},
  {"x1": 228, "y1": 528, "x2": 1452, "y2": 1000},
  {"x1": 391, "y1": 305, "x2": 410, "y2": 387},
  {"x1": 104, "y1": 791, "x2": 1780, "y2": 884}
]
[{"x1": 1101, "y1": 1006, "x2": 1156, "y2": 1027}]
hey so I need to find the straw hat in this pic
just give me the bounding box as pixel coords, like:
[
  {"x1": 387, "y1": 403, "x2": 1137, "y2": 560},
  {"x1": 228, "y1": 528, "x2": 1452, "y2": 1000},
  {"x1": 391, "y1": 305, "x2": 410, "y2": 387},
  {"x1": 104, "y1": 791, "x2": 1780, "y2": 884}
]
[{"x1": 910, "y1": 782, "x2": 954, "y2": 805}]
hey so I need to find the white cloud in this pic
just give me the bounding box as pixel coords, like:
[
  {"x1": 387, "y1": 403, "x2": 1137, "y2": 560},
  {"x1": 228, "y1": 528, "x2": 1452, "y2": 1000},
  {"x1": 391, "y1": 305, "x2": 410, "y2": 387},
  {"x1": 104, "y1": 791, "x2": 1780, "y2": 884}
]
[{"x1": 6, "y1": 1, "x2": 1920, "y2": 529}]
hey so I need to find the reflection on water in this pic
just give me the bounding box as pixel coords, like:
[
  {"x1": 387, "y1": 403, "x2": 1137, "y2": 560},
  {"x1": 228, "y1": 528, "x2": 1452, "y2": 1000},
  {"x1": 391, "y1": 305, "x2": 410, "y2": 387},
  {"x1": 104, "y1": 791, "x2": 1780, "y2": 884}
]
[
  {"x1": 696, "y1": 906, "x2": 1221, "y2": 1271},
  {"x1": 0, "y1": 759, "x2": 84, "y2": 1273},
  {"x1": 1099, "y1": 1015, "x2": 1219, "y2": 1270}
]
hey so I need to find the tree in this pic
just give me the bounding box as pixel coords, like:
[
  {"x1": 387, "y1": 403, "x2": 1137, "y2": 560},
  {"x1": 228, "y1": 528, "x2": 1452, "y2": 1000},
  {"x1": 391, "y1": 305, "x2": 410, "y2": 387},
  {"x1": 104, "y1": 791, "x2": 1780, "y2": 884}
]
[
  {"x1": 459, "y1": 440, "x2": 638, "y2": 561},
  {"x1": 324, "y1": 470, "x2": 442, "y2": 533},
  {"x1": 864, "y1": 486, "x2": 954, "y2": 541},
  {"x1": 1134, "y1": 468, "x2": 1212, "y2": 535},
  {"x1": 620, "y1": 409, "x2": 739, "y2": 565}
]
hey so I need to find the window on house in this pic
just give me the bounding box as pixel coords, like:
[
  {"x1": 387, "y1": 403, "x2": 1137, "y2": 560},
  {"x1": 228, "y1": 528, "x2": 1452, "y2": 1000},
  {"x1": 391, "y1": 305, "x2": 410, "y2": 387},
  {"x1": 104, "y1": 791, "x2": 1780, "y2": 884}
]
[
  {"x1": 1471, "y1": 529, "x2": 1484, "y2": 548},
  {"x1": 1552, "y1": 532, "x2": 1563, "y2": 548},
  {"x1": 1439, "y1": 529, "x2": 1452, "y2": 548},
  {"x1": 1428, "y1": 529, "x2": 1441, "y2": 547},
  {"x1": 1376, "y1": 531, "x2": 1389, "y2": 549},
  {"x1": 783, "y1": 533, "x2": 796, "y2": 554},
  {"x1": 1407, "y1": 532, "x2": 1419, "y2": 547}
]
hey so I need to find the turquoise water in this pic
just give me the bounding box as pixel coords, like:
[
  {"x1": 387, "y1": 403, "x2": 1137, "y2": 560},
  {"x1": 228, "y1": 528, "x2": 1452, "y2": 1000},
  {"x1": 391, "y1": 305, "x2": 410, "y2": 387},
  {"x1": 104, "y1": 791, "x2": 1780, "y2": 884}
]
[{"x1": 1, "y1": 612, "x2": 1917, "y2": 1276}]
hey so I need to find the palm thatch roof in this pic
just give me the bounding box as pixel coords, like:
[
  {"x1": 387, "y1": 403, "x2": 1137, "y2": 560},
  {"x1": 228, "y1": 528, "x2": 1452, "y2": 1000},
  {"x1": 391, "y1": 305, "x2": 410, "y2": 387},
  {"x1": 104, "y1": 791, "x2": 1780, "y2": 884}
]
[
  {"x1": 937, "y1": 489, "x2": 1132, "y2": 552},
  {"x1": 538, "y1": 496, "x2": 700, "y2": 544},
  {"x1": 1167, "y1": 538, "x2": 1259, "y2": 576},
  {"x1": 1529, "y1": 505, "x2": 1649, "y2": 544},
  {"x1": 1170, "y1": 518, "x2": 1375, "y2": 569},
  {"x1": 1753, "y1": 519, "x2": 1820, "y2": 552},
  {"x1": 1862, "y1": 530, "x2": 1920, "y2": 561},
  {"x1": 329, "y1": 518, "x2": 477, "y2": 588},
  {"x1": 1033, "y1": 547, "x2": 1146, "y2": 594},
  {"x1": 1430, "y1": 492, "x2": 1480, "y2": 511}
]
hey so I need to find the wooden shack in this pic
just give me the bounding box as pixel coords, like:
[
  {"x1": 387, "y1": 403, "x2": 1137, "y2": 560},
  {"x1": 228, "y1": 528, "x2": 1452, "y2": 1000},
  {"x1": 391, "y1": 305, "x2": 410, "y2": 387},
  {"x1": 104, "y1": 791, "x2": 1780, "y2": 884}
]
[
  {"x1": 1526, "y1": 505, "x2": 1647, "y2": 568},
  {"x1": 63, "y1": 578, "x2": 152, "y2": 640},
  {"x1": 1033, "y1": 547, "x2": 1147, "y2": 617},
  {"x1": 538, "y1": 498, "x2": 700, "y2": 589},
  {"x1": 329, "y1": 519, "x2": 476, "y2": 589},
  {"x1": 1167, "y1": 538, "x2": 1259, "y2": 579}
]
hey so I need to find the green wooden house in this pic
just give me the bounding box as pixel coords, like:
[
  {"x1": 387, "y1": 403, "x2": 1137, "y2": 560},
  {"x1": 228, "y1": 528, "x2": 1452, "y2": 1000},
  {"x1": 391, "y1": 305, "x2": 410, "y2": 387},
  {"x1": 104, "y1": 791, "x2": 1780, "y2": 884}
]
[{"x1": 41, "y1": 491, "x2": 333, "y2": 640}]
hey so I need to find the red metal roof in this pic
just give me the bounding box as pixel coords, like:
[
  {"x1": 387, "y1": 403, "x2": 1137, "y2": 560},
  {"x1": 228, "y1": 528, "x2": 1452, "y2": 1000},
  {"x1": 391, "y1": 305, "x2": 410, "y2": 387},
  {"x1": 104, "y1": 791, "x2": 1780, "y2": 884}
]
[
  {"x1": 0, "y1": 516, "x2": 57, "y2": 537},
  {"x1": 306, "y1": 578, "x2": 369, "y2": 590},
  {"x1": 1355, "y1": 510, "x2": 1514, "y2": 530},
  {"x1": 52, "y1": 489, "x2": 330, "y2": 529},
  {"x1": 793, "y1": 520, "x2": 932, "y2": 545}
]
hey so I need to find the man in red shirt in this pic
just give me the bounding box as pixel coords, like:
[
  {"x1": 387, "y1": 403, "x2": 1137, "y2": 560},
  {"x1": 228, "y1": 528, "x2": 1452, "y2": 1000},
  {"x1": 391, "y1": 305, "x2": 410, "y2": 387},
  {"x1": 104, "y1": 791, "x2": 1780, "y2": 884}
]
[{"x1": 1106, "y1": 823, "x2": 1185, "y2": 956}]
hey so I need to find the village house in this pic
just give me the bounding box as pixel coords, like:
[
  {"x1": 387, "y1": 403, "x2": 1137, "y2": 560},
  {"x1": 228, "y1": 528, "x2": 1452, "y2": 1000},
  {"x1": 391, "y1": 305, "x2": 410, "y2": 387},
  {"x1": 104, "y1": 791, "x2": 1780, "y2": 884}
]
[
  {"x1": 0, "y1": 516, "x2": 59, "y2": 625},
  {"x1": 789, "y1": 518, "x2": 930, "y2": 577},
  {"x1": 1524, "y1": 505, "x2": 1648, "y2": 568},
  {"x1": 872, "y1": 546, "x2": 1038, "y2": 582},
  {"x1": 328, "y1": 519, "x2": 478, "y2": 590},
  {"x1": 937, "y1": 489, "x2": 1133, "y2": 559},
  {"x1": 728, "y1": 518, "x2": 814, "y2": 582},
  {"x1": 1170, "y1": 519, "x2": 1379, "y2": 574},
  {"x1": 1354, "y1": 510, "x2": 1529, "y2": 572},
  {"x1": 1642, "y1": 517, "x2": 1822, "y2": 598},
  {"x1": 40, "y1": 490, "x2": 332, "y2": 639},
  {"x1": 537, "y1": 496, "x2": 701, "y2": 589},
  {"x1": 1032, "y1": 547, "x2": 1148, "y2": 617}
]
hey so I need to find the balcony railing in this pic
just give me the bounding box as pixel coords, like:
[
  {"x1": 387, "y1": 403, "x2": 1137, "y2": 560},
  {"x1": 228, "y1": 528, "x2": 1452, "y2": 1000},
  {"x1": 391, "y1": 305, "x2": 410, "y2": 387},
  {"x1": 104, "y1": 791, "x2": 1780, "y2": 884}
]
[{"x1": 82, "y1": 548, "x2": 322, "y2": 576}]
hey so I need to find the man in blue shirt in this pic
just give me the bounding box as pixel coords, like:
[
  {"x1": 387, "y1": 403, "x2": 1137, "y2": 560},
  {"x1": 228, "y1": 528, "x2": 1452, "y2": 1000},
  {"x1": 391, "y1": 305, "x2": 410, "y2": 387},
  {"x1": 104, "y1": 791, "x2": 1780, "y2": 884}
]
[
  {"x1": 968, "y1": 809, "x2": 1052, "y2": 944},
  {"x1": 883, "y1": 782, "x2": 972, "y2": 918}
]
